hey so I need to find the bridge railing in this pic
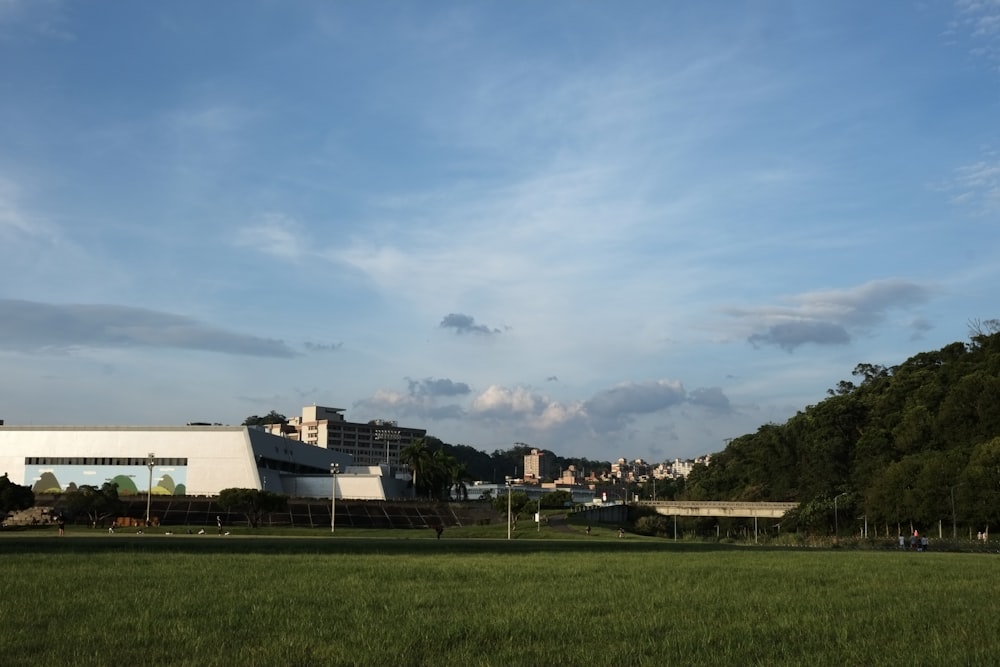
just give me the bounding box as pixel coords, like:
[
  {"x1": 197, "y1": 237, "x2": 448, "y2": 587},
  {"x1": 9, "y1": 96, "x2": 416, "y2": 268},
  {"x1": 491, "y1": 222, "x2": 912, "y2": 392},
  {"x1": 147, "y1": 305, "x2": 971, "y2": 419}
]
[{"x1": 638, "y1": 500, "x2": 798, "y2": 519}]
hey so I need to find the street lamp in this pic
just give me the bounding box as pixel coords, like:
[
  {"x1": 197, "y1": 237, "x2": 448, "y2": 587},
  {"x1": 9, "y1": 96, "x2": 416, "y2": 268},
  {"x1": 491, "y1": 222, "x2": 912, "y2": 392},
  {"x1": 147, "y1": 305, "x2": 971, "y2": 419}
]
[
  {"x1": 146, "y1": 452, "x2": 155, "y2": 527},
  {"x1": 257, "y1": 454, "x2": 267, "y2": 491},
  {"x1": 505, "y1": 476, "x2": 513, "y2": 540},
  {"x1": 834, "y1": 492, "x2": 847, "y2": 543},
  {"x1": 330, "y1": 462, "x2": 340, "y2": 534},
  {"x1": 374, "y1": 425, "x2": 400, "y2": 467}
]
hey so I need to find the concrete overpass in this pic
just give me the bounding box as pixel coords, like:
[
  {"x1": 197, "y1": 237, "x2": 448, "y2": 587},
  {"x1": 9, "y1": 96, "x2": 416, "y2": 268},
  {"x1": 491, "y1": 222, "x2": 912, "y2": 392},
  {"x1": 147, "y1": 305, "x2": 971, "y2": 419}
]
[{"x1": 638, "y1": 500, "x2": 798, "y2": 518}]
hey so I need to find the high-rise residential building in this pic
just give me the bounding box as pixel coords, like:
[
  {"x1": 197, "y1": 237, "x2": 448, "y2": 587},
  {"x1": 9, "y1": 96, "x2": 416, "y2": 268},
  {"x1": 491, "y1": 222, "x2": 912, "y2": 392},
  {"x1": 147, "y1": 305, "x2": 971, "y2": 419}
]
[
  {"x1": 266, "y1": 405, "x2": 426, "y2": 467},
  {"x1": 523, "y1": 448, "x2": 550, "y2": 481}
]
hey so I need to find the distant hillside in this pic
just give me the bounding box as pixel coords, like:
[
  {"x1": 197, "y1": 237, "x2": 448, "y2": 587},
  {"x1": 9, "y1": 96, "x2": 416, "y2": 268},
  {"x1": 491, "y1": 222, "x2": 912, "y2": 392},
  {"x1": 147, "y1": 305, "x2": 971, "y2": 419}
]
[
  {"x1": 436, "y1": 440, "x2": 613, "y2": 483},
  {"x1": 683, "y1": 322, "x2": 1000, "y2": 532}
]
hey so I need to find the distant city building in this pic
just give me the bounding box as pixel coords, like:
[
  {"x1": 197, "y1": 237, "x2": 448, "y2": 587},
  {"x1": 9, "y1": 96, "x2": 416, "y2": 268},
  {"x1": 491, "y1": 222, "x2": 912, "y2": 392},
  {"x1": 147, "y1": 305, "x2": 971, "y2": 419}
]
[
  {"x1": 665, "y1": 455, "x2": 712, "y2": 479},
  {"x1": 523, "y1": 448, "x2": 550, "y2": 482},
  {"x1": 266, "y1": 405, "x2": 426, "y2": 467},
  {"x1": 607, "y1": 455, "x2": 712, "y2": 481},
  {"x1": 557, "y1": 465, "x2": 581, "y2": 485}
]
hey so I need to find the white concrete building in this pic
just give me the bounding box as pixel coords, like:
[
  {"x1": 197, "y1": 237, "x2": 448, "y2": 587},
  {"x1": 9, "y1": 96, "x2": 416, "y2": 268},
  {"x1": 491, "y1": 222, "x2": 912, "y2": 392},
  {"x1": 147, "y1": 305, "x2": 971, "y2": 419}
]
[{"x1": 0, "y1": 424, "x2": 406, "y2": 499}]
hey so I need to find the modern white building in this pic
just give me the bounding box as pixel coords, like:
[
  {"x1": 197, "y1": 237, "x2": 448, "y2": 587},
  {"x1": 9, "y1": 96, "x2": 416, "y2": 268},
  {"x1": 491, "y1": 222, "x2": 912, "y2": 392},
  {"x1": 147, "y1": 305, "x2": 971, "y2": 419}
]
[{"x1": 0, "y1": 424, "x2": 407, "y2": 499}]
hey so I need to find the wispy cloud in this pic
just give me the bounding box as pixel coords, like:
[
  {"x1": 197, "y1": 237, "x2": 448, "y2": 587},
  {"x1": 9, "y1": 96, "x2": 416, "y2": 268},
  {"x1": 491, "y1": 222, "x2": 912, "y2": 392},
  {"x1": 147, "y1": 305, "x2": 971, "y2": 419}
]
[
  {"x1": 0, "y1": 299, "x2": 296, "y2": 357},
  {"x1": 952, "y1": 0, "x2": 1000, "y2": 65},
  {"x1": 235, "y1": 213, "x2": 310, "y2": 262},
  {"x1": 949, "y1": 157, "x2": 1000, "y2": 214},
  {"x1": 0, "y1": 0, "x2": 73, "y2": 41},
  {"x1": 0, "y1": 178, "x2": 51, "y2": 239}
]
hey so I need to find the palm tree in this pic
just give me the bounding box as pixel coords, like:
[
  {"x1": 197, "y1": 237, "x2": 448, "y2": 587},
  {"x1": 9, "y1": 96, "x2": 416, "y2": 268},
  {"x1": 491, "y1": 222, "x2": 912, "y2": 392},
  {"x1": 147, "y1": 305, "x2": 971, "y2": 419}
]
[
  {"x1": 399, "y1": 438, "x2": 430, "y2": 499},
  {"x1": 448, "y1": 460, "x2": 471, "y2": 501},
  {"x1": 428, "y1": 448, "x2": 454, "y2": 499}
]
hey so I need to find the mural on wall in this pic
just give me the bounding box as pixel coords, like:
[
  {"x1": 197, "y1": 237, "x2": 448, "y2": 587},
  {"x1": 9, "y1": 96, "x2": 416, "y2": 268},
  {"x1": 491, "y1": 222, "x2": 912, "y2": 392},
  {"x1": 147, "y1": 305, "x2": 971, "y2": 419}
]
[{"x1": 27, "y1": 465, "x2": 188, "y2": 496}]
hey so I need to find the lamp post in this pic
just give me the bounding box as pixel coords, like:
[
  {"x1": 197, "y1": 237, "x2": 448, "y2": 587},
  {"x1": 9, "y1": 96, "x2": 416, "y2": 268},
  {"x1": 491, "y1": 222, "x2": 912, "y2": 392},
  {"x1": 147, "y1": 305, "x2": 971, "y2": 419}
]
[
  {"x1": 145, "y1": 452, "x2": 155, "y2": 527},
  {"x1": 330, "y1": 462, "x2": 340, "y2": 534},
  {"x1": 950, "y1": 483, "x2": 964, "y2": 540},
  {"x1": 505, "y1": 476, "x2": 513, "y2": 540},
  {"x1": 834, "y1": 492, "x2": 847, "y2": 543},
  {"x1": 374, "y1": 425, "x2": 400, "y2": 467}
]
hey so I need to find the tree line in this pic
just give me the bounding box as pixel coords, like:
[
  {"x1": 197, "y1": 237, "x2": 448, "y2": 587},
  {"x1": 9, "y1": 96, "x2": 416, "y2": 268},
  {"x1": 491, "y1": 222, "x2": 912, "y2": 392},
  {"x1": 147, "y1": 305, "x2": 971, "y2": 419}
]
[{"x1": 683, "y1": 320, "x2": 1000, "y2": 535}]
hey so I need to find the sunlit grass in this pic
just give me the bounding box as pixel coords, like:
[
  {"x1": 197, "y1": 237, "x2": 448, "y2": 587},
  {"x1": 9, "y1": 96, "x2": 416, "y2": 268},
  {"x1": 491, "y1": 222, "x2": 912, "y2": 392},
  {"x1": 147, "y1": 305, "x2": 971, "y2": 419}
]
[{"x1": 1, "y1": 532, "x2": 997, "y2": 666}]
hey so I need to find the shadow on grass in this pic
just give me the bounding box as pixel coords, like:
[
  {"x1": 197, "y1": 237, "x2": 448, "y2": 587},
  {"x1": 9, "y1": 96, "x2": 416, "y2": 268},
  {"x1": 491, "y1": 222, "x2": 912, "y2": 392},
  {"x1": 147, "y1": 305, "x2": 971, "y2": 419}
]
[{"x1": 0, "y1": 534, "x2": 758, "y2": 556}]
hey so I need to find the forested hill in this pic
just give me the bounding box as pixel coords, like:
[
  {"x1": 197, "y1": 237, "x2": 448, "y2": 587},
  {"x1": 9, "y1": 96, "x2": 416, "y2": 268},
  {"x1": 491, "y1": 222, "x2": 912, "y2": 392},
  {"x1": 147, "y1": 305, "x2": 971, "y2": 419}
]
[{"x1": 682, "y1": 323, "x2": 1000, "y2": 531}]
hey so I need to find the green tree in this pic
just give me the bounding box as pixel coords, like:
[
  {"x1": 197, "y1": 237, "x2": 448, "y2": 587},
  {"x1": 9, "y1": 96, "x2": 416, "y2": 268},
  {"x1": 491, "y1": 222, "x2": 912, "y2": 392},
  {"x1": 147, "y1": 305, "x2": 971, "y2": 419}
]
[
  {"x1": 540, "y1": 489, "x2": 572, "y2": 508},
  {"x1": 400, "y1": 438, "x2": 431, "y2": 498},
  {"x1": 426, "y1": 448, "x2": 454, "y2": 500},
  {"x1": 217, "y1": 488, "x2": 289, "y2": 528},
  {"x1": 242, "y1": 411, "x2": 288, "y2": 426},
  {"x1": 492, "y1": 490, "x2": 530, "y2": 518},
  {"x1": 447, "y1": 459, "x2": 471, "y2": 501},
  {"x1": 960, "y1": 437, "x2": 1000, "y2": 532},
  {"x1": 681, "y1": 326, "x2": 1000, "y2": 533},
  {"x1": 60, "y1": 482, "x2": 122, "y2": 528},
  {"x1": 0, "y1": 473, "x2": 34, "y2": 516}
]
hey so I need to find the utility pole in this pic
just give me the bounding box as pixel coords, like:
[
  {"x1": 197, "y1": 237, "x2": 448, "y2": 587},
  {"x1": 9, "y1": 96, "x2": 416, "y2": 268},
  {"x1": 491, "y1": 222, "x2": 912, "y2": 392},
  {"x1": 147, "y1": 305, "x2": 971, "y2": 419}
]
[{"x1": 146, "y1": 452, "x2": 155, "y2": 527}]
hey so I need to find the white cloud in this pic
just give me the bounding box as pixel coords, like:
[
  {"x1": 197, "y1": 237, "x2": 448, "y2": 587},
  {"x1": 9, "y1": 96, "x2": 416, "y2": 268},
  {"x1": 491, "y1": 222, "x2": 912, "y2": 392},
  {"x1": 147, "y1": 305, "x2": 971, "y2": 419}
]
[
  {"x1": 470, "y1": 385, "x2": 546, "y2": 418},
  {"x1": 356, "y1": 388, "x2": 465, "y2": 421}
]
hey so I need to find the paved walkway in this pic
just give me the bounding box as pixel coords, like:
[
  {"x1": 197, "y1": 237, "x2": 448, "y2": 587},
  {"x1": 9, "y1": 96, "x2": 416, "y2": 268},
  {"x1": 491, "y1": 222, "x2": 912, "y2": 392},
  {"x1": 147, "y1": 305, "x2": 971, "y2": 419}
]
[{"x1": 546, "y1": 513, "x2": 576, "y2": 534}]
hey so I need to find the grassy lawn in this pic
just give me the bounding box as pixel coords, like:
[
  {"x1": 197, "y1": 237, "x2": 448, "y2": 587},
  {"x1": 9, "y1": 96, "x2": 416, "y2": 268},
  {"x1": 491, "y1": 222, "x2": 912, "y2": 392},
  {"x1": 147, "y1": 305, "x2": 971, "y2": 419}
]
[{"x1": 2, "y1": 525, "x2": 998, "y2": 666}]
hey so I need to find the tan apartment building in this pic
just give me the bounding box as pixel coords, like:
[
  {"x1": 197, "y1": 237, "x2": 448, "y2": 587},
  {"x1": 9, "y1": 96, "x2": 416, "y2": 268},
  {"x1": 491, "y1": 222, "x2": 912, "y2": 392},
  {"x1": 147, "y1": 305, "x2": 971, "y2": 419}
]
[
  {"x1": 266, "y1": 405, "x2": 426, "y2": 467},
  {"x1": 523, "y1": 448, "x2": 550, "y2": 482}
]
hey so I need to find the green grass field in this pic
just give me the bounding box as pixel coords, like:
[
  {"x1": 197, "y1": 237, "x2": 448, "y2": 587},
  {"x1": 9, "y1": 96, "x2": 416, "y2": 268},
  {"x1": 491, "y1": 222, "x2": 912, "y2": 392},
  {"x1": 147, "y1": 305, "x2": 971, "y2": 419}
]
[{"x1": 2, "y1": 525, "x2": 998, "y2": 666}]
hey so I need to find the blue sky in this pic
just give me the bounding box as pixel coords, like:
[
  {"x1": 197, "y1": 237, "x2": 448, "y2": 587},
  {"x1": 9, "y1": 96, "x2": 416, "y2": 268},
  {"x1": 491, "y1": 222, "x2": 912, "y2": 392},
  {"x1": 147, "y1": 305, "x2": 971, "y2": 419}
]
[{"x1": 2, "y1": 1, "x2": 999, "y2": 465}]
